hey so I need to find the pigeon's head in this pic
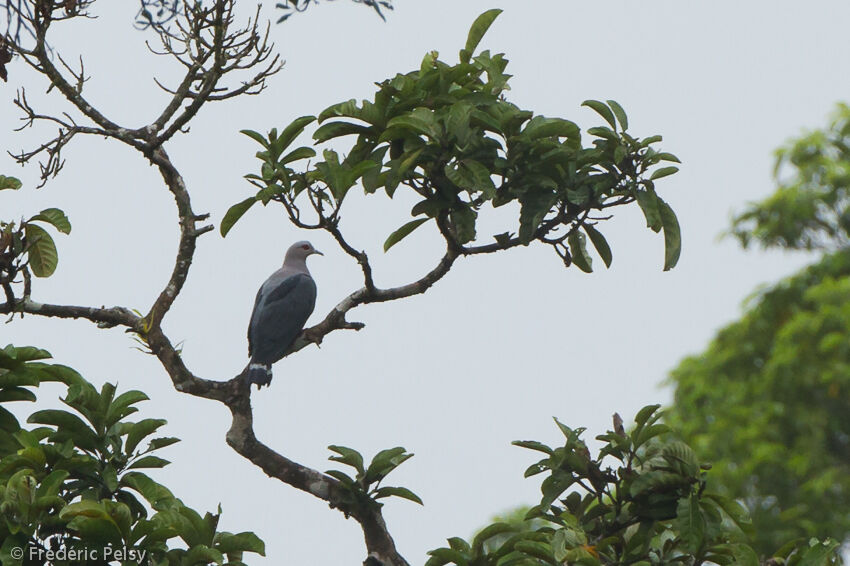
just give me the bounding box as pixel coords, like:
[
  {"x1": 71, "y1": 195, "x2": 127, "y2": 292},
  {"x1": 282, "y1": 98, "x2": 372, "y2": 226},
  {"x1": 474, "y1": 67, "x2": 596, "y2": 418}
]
[{"x1": 286, "y1": 240, "x2": 323, "y2": 262}]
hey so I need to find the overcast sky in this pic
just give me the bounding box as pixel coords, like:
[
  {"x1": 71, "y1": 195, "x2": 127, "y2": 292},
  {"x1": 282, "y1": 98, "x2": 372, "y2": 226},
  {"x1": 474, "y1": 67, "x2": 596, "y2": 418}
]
[{"x1": 3, "y1": 1, "x2": 848, "y2": 564}]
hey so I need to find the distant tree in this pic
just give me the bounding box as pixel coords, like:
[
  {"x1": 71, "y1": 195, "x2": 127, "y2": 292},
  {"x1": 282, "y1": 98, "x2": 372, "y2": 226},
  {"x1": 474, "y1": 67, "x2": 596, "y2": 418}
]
[
  {"x1": 668, "y1": 104, "x2": 850, "y2": 554},
  {"x1": 729, "y1": 103, "x2": 850, "y2": 252}
]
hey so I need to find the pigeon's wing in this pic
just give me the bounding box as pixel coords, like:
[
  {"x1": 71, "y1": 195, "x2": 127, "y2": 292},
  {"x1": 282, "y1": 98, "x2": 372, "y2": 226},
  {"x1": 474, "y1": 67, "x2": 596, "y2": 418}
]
[
  {"x1": 247, "y1": 285, "x2": 266, "y2": 357},
  {"x1": 248, "y1": 273, "x2": 317, "y2": 364}
]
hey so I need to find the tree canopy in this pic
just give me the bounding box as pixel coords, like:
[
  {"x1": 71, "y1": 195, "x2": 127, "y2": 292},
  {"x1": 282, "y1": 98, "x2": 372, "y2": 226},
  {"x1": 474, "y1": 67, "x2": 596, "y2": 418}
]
[{"x1": 669, "y1": 104, "x2": 850, "y2": 553}]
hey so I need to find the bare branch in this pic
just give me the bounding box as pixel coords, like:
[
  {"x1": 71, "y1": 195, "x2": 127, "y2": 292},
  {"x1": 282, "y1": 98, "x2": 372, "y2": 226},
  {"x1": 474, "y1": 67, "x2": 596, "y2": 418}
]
[
  {"x1": 0, "y1": 299, "x2": 141, "y2": 328},
  {"x1": 146, "y1": 1, "x2": 283, "y2": 144}
]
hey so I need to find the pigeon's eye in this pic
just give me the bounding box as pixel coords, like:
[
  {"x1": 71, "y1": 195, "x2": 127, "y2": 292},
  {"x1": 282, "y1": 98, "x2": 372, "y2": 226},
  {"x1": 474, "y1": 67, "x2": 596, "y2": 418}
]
[{"x1": 301, "y1": 244, "x2": 310, "y2": 250}]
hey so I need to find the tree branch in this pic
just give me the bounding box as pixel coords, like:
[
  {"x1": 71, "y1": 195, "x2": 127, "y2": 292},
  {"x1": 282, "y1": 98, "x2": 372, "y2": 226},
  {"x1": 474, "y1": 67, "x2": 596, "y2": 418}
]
[{"x1": 0, "y1": 299, "x2": 140, "y2": 328}]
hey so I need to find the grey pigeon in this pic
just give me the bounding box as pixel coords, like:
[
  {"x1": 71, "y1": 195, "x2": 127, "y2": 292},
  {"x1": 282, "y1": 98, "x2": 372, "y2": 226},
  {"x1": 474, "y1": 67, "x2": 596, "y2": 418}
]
[{"x1": 243, "y1": 241, "x2": 322, "y2": 388}]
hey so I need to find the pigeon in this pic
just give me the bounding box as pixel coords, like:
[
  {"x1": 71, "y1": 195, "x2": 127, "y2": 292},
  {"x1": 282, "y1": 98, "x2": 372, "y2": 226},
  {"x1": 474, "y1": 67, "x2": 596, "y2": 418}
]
[{"x1": 243, "y1": 241, "x2": 321, "y2": 388}]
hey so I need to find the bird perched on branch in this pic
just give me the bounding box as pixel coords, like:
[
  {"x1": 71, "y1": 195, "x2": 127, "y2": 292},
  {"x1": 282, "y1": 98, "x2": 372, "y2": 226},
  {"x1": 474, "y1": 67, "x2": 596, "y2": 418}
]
[{"x1": 243, "y1": 241, "x2": 322, "y2": 388}]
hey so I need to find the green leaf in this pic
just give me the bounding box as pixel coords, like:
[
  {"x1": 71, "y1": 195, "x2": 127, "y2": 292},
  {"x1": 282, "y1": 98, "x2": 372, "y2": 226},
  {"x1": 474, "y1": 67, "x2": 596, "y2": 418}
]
[
  {"x1": 521, "y1": 116, "x2": 580, "y2": 140},
  {"x1": 184, "y1": 545, "x2": 224, "y2": 565},
  {"x1": 726, "y1": 543, "x2": 759, "y2": 566},
  {"x1": 127, "y1": 455, "x2": 170, "y2": 470},
  {"x1": 220, "y1": 197, "x2": 257, "y2": 237},
  {"x1": 460, "y1": 9, "x2": 503, "y2": 63},
  {"x1": 384, "y1": 218, "x2": 429, "y2": 252},
  {"x1": 676, "y1": 493, "x2": 705, "y2": 552},
  {"x1": 120, "y1": 471, "x2": 176, "y2": 507},
  {"x1": 313, "y1": 121, "x2": 371, "y2": 143},
  {"x1": 583, "y1": 224, "x2": 612, "y2": 268},
  {"x1": 102, "y1": 464, "x2": 119, "y2": 492},
  {"x1": 0, "y1": 175, "x2": 22, "y2": 191},
  {"x1": 540, "y1": 471, "x2": 575, "y2": 509},
  {"x1": 633, "y1": 404, "x2": 661, "y2": 430},
  {"x1": 0, "y1": 387, "x2": 37, "y2": 403},
  {"x1": 215, "y1": 532, "x2": 266, "y2": 556},
  {"x1": 105, "y1": 390, "x2": 149, "y2": 428},
  {"x1": 146, "y1": 437, "x2": 180, "y2": 451},
  {"x1": 24, "y1": 224, "x2": 59, "y2": 278},
  {"x1": 582, "y1": 100, "x2": 617, "y2": 130},
  {"x1": 387, "y1": 109, "x2": 441, "y2": 140},
  {"x1": 60, "y1": 499, "x2": 112, "y2": 520},
  {"x1": 798, "y1": 539, "x2": 841, "y2": 566},
  {"x1": 655, "y1": 152, "x2": 681, "y2": 163},
  {"x1": 280, "y1": 146, "x2": 316, "y2": 165},
  {"x1": 318, "y1": 98, "x2": 361, "y2": 123},
  {"x1": 650, "y1": 166, "x2": 679, "y2": 180},
  {"x1": 36, "y1": 470, "x2": 69, "y2": 498},
  {"x1": 124, "y1": 419, "x2": 167, "y2": 454},
  {"x1": 426, "y1": 547, "x2": 469, "y2": 566},
  {"x1": 324, "y1": 470, "x2": 356, "y2": 486},
  {"x1": 472, "y1": 523, "x2": 516, "y2": 554},
  {"x1": 606, "y1": 99, "x2": 628, "y2": 130},
  {"x1": 513, "y1": 540, "x2": 555, "y2": 563},
  {"x1": 704, "y1": 493, "x2": 752, "y2": 532},
  {"x1": 28, "y1": 208, "x2": 71, "y2": 234},
  {"x1": 28, "y1": 409, "x2": 98, "y2": 450},
  {"x1": 568, "y1": 231, "x2": 593, "y2": 273},
  {"x1": 372, "y1": 486, "x2": 424, "y2": 505},
  {"x1": 635, "y1": 189, "x2": 662, "y2": 232},
  {"x1": 272, "y1": 116, "x2": 317, "y2": 156},
  {"x1": 518, "y1": 190, "x2": 557, "y2": 243},
  {"x1": 658, "y1": 198, "x2": 681, "y2": 271},
  {"x1": 240, "y1": 129, "x2": 269, "y2": 148},
  {"x1": 450, "y1": 206, "x2": 477, "y2": 244},
  {"x1": 328, "y1": 445, "x2": 365, "y2": 474},
  {"x1": 511, "y1": 440, "x2": 554, "y2": 455},
  {"x1": 365, "y1": 447, "x2": 413, "y2": 484}
]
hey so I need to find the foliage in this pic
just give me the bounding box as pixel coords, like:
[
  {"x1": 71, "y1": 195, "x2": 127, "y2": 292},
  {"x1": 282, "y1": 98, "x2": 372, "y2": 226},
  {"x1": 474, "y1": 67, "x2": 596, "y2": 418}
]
[
  {"x1": 667, "y1": 251, "x2": 850, "y2": 554},
  {"x1": 325, "y1": 445, "x2": 422, "y2": 514},
  {"x1": 671, "y1": 103, "x2": 850, "y2": 553},
  {"x1": 0, "y1": 344, "x2": 264, "y2": 565},
  {"x1": 426, "y1": 405, "x2": 838, "y2": 566},
  {"x1": 275, "y1": 0, "x2": 393, "y2": 23},
  {"x1": 730, "y1": 103, "x2": 850, "y2": 251},
  {"x1": 227, "y1": 10, "x2": 681, "y2": 272},
  {"x1": 425, "y1": 406, "x2": 840, "y2": 566},
  {"x1": 1, "y1": 174, "x2": 72, "y2": 285},
  {"x1": 135, "y1": 0, "x2": 180, "y2": 29},
  {"x1": 0, "y1": 213, "x2": 71, "y2": 286}
]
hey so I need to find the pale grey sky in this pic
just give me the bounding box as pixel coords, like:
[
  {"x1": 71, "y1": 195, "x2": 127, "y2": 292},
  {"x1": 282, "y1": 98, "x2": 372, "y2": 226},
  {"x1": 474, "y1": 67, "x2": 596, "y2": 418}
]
[{"x1": 2, "y1": 1, "x2": 846, "y2": 564}]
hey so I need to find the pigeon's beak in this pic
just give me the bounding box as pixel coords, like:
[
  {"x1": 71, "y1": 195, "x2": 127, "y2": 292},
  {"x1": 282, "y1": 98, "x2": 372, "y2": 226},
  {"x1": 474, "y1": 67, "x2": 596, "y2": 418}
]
[{"x1": 312, "y1": 249, "x2": 324, "y2": 256}]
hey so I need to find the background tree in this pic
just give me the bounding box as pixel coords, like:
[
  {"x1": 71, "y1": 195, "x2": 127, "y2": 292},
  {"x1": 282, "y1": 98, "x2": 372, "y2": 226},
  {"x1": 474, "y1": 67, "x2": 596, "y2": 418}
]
[{"x1": 667, "y1": 104, "x2": 850, "y2": 553}]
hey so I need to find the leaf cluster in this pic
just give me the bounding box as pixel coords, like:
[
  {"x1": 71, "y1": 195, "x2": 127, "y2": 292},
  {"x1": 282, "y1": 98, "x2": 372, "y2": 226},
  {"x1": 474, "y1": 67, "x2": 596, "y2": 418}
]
[
  {"x1": 1, "y1": 178, "x2": 71, "y2": 288},
  {"x1": 425, "y1": 406, "x2": 840, "y2": 566},
  {"x1": 274, "y1": 0, "x2": 393, "y2": 24},
  {"x1": 0, "y1": 345, "x2": 265, "y2": 566},
  {"x1": 226, "y1": 10, "x2": 681, "y2": 272},
  {"x1": 325, "y1": 444, "x2": 422, "y2": 516},
  {"x1": 730, "y1": 103, "x2": 850, "y2": 251}
]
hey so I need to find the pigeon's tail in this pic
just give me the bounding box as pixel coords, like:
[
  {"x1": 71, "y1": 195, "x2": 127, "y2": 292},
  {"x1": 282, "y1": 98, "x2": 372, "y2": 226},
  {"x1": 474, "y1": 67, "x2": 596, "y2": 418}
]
[{"x1": 242, "y1": 361, "x2": 272, "y2": 389}]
